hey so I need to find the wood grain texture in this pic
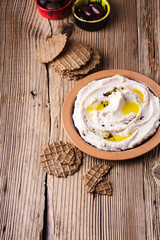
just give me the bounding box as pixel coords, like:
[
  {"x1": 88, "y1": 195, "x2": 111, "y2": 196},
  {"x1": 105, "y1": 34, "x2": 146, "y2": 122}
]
[
  {"x1": 137, "y1": 0, "x2": 160, "y2": 239},
  {"x1": 0, "y1": 0, "x2": 51, "y2": 239},
  {"x1": 46, "y1": 0, "x2": 154, "y2": 239},
  {"x1": 0, "y1": 0, "x2": 160, "y2": 239}
]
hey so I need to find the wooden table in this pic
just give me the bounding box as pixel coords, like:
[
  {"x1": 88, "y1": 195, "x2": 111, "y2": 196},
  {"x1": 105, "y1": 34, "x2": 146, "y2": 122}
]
[{"x1": 1, "y1": 0, "x2": 160, "y2": 239}]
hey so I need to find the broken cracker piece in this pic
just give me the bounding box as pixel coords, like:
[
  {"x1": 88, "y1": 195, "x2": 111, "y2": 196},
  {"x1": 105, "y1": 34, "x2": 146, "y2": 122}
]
[
  {"x1": 95, "y1": 179, "x2": 112, "y2": 196},
  {"x1": 82, "y1": 164, "x2": 111, "y2": 193},
  {"x1": 37, "y1": 34, "x2": 67, "y2": 63},
  {"x1": 40, "y1": 141, "x2": 75, "y2": 166}
]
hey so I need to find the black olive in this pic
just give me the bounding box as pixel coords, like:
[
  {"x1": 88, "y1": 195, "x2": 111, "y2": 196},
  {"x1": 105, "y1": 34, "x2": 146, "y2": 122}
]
[
  {"x1": 76, "y1": 4, "x2": 85, "y2": 13},
  {"x1": 81, "y1": 5, "x2": 95, "y2": 20},
  {"x1": 89, "y1": 3, "x2": 106, "y2": 19},
  {"x1": 39, "y1": 0, "x2": 48, "y2": 8},
  {"x1": 76, "y1": 12, "x2": 85, "y2": 19},
  {"x1": 75, "y1": 4, "x2": 85, "y2": 17},
  {"x1": 45, "y1": 2, "x2": 62, "y2": 10},
  {"x1": 76, "y1": 6, "x2": 84, "y2": 20}
]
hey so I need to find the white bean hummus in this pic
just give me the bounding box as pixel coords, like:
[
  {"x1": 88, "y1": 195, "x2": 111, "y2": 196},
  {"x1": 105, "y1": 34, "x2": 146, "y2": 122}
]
[{"x1": 72, "y1": 75, "x2": 160, "y2": 151}]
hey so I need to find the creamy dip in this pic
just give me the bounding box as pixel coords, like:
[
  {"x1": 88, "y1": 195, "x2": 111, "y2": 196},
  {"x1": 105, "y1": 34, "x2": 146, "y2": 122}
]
[{"x1": 72, "y1": 75, "x2": 160, "y2": 151}]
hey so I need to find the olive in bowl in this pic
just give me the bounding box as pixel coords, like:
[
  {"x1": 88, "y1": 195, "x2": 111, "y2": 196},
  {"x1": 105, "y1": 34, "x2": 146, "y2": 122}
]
[
  {"x1": 35, "y1": 0, "x2": 72, "y2": 20},
  {"x1": 72, "y1": 0, "x2": 110, "y2": 31}
]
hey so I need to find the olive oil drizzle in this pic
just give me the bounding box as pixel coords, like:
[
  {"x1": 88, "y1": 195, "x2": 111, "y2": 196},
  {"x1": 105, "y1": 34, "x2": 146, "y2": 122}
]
[
  {"x1": 121, "y1": 101, "x2": 140, "y2": 116},
  {"x1": 104, "y1": 132, "x2": 133, "y2": 142},
  {"x1": 86, "y1": 101, "x2": 110, "y2": 114},
  {"x1": 132, "y1": 88, "x2": 145, "y2": 103}
]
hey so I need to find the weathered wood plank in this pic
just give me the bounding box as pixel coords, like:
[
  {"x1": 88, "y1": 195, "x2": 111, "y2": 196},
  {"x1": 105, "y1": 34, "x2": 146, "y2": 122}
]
[
  {"x1": 137, "y1": 0, "x2": 160, "y2": 239},
  {"x1": 46, "y1": 0, "x2": 153, "y2": 239},
  {"x1": 0, "y1": 0, "x2": 51, "y2": 239},
  {"x1": 0, "y1": 0, "x2": 160, "y2": 239}
]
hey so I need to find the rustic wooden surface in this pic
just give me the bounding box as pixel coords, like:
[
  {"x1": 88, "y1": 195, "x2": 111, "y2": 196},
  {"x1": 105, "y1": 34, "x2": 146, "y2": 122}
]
[{"x1": 0, "y1": 0, "x2": 160, "y2": 240}]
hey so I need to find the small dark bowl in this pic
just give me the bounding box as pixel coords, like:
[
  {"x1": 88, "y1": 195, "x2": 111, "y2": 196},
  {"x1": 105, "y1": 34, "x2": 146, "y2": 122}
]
[
  {"x1": 35, "y1": 0, "x2": 72, "y2": 20},
  {"x1": 72, "y1": 0, "x2": 110, "y2": 31}
]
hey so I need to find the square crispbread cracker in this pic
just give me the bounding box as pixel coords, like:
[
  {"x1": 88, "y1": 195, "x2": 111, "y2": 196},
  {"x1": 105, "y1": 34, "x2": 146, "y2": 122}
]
[
  {"x1": 82, "y1": 164, "x2": 111, "y2": 193},
  {"x1": 37, "y1": 34, "x2": 67, "y2": 63},
  {"x1": 51, "y1": 40, "x2": 92, "y2": 71},
  {"x1": 95, "y1": 179, "x2": 112, "y2": 196},
  {"x1": 71, "y1": 49, "x2": 100, "y2": 75},
  {"x1": 40, "y1": 141, "x2": 82, "y2": 177}
]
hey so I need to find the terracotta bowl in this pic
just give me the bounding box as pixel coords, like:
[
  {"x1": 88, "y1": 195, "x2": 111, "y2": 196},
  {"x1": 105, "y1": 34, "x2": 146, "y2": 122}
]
[
  {"x1": 62, "y1": 70, "x2": 160, "y2": 160},
  {"x1": 35, "y1": 0, "x2": 72, "y2": 20}
]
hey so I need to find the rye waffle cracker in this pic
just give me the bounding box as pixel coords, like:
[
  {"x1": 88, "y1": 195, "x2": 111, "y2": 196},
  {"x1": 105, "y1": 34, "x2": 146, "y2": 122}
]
[
  {"x1": 51, "y1": 40, "x2": 92, "y2": 71},
  {"x1": 53, "y1": 49, "x2": 100, "y2": 80},
  {"x1": 40, "y1": 142, "x2": 82, "y2": 177},
  {"x1": 82, "y1": 164, "x2": 111, "y2": 193},
  {"x1": 40, "y1": 141, "x2": 75, "y2": 166},
  {"x1": 54, "y1": 141, "x2": 76, "y2": 165},
  {"x1": 71, "y1": 49, "x2": 100, "y2": 75},
  {"x1": 37, "y1": 34, "x2": 67, "y2": 63},
  {"x1": 54, "y1": 66, "x2": 83, "y2": 81},
  {"x1": 95, "y1": 180, "x2": 112, "y2": 196},
  {"x1": 52, "y1": 147, "x2": 82, "y2": 178}
]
